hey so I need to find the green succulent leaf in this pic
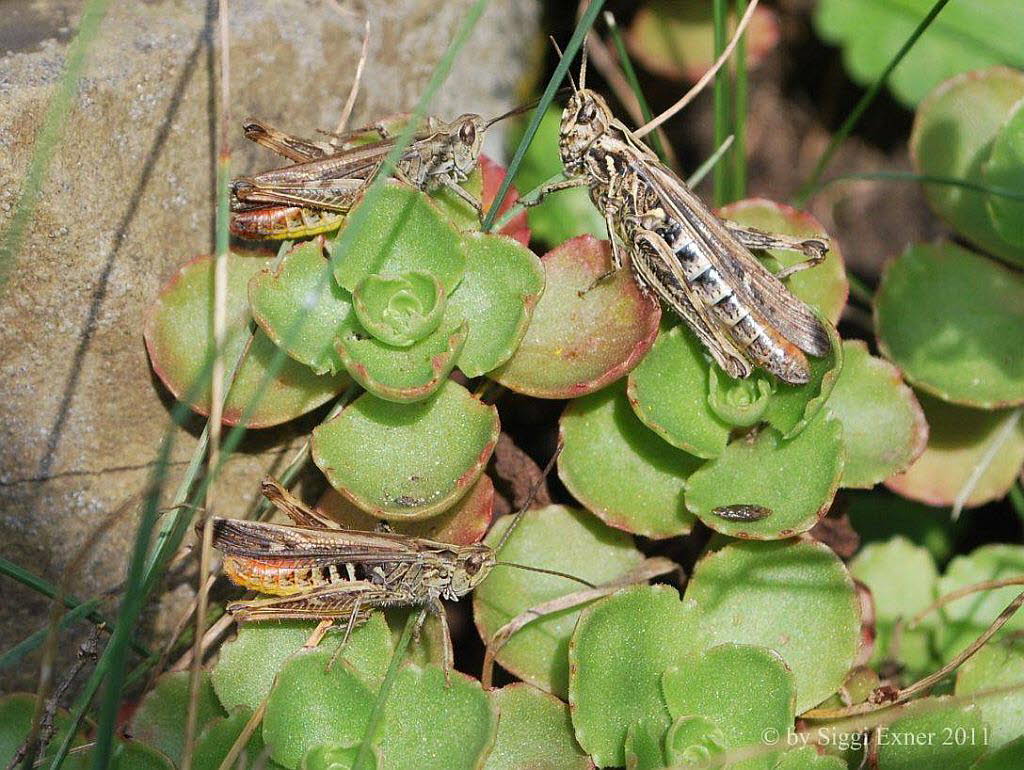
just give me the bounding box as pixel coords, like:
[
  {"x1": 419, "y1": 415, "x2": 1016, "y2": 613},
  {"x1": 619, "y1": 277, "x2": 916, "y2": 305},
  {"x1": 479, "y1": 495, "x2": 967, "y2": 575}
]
[
  {"x1": 772, "y1": 747, "x2": 847, "y2": 769},
  {"x1": 248, "y1": 239, "x2": 356, "y2": 375},
  {"x1": 483, "y1": 685, "x2": 591, "y2": 770},
  {"x1": 849, "y1": 537, "x2": 941, "y2": 681},
  {"x1": 329, "y1": 181, "x2": 466, "y2": 294},
  {"x1": 626, "y1": 0, "x2": 780, "y2": 82},
  {"x1": 505, "y1": 107, "x2": 606, "y2": 247},
  {"x1": 875, "y1": 242, "x2": 1024, "y2": 408},
  {"x1": 663, "y1": 714, "x2": 729, "y2": 768},
  {"x1": 317, "y1": 474, "x2": 494, "y2": 545},
  {"x1": 627, "y1": 323, "x2": 731, "y2": 459},
  {"x1": 433, "y1": 156, "x2": 531, "y2": 245},
  {"x1": 192, "y1": 707, "x2": 282, "y2": 770},
  {"x1": 569, "y1": 585, "x2": 703, "y2": 768},
  {"x1": 971, "y1": 737, "x2": 1024, "y2": 769},
  {"x1": 473, "y1": 505, "x2": 647, "y2": 698},
  {"x1": 376, "y1": 665, "x2": 497, "y2": 770},
  {"x1": 885, "y1": 394, "x2": 1024, "y2": 509},
  {"x1": 662, "y1": 644, "x2": 796, "y2": 770},
  {"x1": 826, "y1": 340, "x2": 929, "y2": 488},
  {"x1": 955, "y1": 638, "x2": 1024, "y2": 751},
  {"x1": 718, "y1": 199, "x2": 848, "y2": 324},
  {"x1": 144, "y1": 252, "x2": 350, "y2": 426},
  {"x1": 624, "y1": 717, "x2": 669, "y2": 770},
  {"x1": 312, "y1": 381, "x2": 499, "y2": 519},
  {"x1": 449, "y1": 232, "x2": 545, "y2": 376},
  {"x1": 126, "y1": 671, "x2": 226, "y2": 765},
  {"x1": 0, "y1": 694, "x2": 88, "y2": 769},
  {"x1": 984, "y1": 98, "x2": 1024, "y2": 248},
  {"x1": 910, "y1": 68, "x2": 1024, "y2": 266},
  {"x1": 874, "y1": 697, "x2": 988, "y2": 769},
  {"x1": 815, "y1": 1, "x2": 1024, "y2": 107},
  {"x1": 336, "y1": 316, "x2": 467, "y2": 403},
  {"x1": 491, "y1": 235, "x2": 661, "y2": 398},
  {"x1": 262, "y1": 650, "x2": 375, "y2": 769},
  {"x1": 300, "y1": 744, "x2": 371, "y2": 770},
  {"x1": 685, "y1": 411, "x2": 845, "y2": 540},
  {"x1": 934, "y1": 545, "x2": 1024, "y2": 663},
  {"x1": 707, "y1": 367, "x2": 774, "y2": 427},
  {"x1": 762, "y1": 315, "x2": 843, "y2": 438},
  {"x1": 211, "y1": 615, "x2": 392, "y2": 711},
  {"x1": 558, "y1": 382, "x2": 701, "y2": 539},
  {"x1": 352, "y1": 271, "x2": 446, "y2": 347},
  {"x1": 110, "y1": 742, "x2": 176, "y2": 770},
  {"x1": 685, "y1": 539, "x2": 862, "y2": 713}
]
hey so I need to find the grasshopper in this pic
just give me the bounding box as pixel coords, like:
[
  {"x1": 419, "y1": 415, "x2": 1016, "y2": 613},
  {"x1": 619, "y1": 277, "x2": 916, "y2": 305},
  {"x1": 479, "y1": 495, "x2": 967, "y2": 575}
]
[
  {"x1": 230, "y1": 105, "x2": 526, "y2": 240},
  {"x1": 204, "y1": 469, "x2": 604, "y2": 677},
  {"x1": 542, "y1": 54, "x2": 832, "y2": 385}
]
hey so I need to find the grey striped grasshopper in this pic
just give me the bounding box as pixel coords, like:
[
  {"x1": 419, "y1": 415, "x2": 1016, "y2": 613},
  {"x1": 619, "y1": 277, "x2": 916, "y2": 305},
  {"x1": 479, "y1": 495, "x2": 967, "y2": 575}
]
[
  {"x1": 230, "y1": 105, "x2": 528, "y2": 240},
  {"x1": 544, "y1": 54, "x2": 833, "y2": 385}
]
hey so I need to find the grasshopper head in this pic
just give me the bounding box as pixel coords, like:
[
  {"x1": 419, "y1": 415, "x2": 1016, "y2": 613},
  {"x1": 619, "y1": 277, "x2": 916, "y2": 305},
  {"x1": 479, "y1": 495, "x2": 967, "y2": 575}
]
[
  {"x1": 450, "y1": 114, "x2": 486, "y2": 177},
  {"x1": 451, "y1": 542, "x2": 496, "y2": 596},
  {"x1": 559, "y1": 88, "x2": 614, "y2": 174}
]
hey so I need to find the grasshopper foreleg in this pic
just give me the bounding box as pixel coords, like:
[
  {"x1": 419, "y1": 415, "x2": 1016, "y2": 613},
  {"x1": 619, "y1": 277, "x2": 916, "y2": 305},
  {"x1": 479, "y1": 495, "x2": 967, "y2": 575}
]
[{"x1": 723, "y1": 221, "x2": 829, "y2": 280}]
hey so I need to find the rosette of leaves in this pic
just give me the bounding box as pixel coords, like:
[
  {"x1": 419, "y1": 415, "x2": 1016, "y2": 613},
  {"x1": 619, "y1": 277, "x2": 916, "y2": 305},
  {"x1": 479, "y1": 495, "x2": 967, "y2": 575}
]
[
  {"x1": 248, "y1": 171, "x2": 542, "y2": 404},
  {"x1": 546, "y1": 200, "x2": 926, "y2": 539}
]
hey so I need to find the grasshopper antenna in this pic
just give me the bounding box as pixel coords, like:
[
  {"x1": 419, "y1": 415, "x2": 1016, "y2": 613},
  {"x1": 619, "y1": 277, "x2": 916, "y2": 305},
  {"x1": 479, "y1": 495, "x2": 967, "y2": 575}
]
[
  {"x1": 634, "y1": 0, "x2": 760, "y2": 138},
  {"x1": 579, "y1": 36, "x2": 588, "y2": 91},
  {"x1": 494, "y1": 560, "x2": 596, "y2": 588},
  {"x1": 549, "y1": 36, "x2": 578, "y2": 94},
  {"x1": 484, "y1": 88, "x2": 573, "y2": 129},
  {"x1": 494, "y1": 437, "x2": 564, "y2": 555}
]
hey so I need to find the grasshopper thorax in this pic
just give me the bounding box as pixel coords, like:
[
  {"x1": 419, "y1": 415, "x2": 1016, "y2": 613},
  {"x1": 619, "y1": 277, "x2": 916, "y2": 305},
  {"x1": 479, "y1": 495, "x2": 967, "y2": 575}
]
[{"x1": 559, "y1": 89, "x2": 615, "y2": 175}]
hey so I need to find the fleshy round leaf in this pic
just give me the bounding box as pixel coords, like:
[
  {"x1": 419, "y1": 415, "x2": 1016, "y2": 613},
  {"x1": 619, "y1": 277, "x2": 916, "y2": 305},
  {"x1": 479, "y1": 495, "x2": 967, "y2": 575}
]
[
  {"x1": 624, "y1": 717, "x2": 668, "y2": 770},
  {"x1": 910, "y1": 68, "x2": 1024, "y2": 266},
  {"x1": 875, "y1": 697, "x2": 988, "y2": 769},
  {"x1": 0, "y1": 694, "x2": 88, "y2": 770},
  {"x1": 352, "y1": 271, "x2": 446, "y2": 347},
  {"x1": 955, "y1": 638, "x2": 1024, "y2": 751},
  {"x1": 626, "y1": 0, "x2": 779, "y2": 82},
  {"x1": 816, "y1": 2, "x2": 1024, "y2": 107},
  {"x1": 685, "y1": 411, "x2": 845, "y2": 540},
  {"x1": 984, "y1": 99, "x2": 1024, "y2": 248},
  {"x1": 449, "y1": 232, "x2": 545, "y2": 376},
  {"x1": 483, "y1": 685, "x2": 592, "y2": 770},
  {"x1": 127, "y1": 671, "x2": 226, "y2": 765},
  {"x1": 336, "y1": 315, "x2": 467, "y2": 403},
  {"x1": 568, "y1": 585, "x2": 703, "y2": 767},
  {"x1": 686, "y1": 539, "x2": 862, "y2": 713},
  {"x1": 262, "y1": 650, "x2": 375, "y2": 769},
  {"x1": 505, "y1": 107, "x2": 606, "y2": 248},
  {"x1": 627, "y1": 324, "x2": 731, "y2": 458},
  {"x1": 559, "y1": 383, "x2": 701, "y2": 538},
  {"x1": 300, "y1": 744, "x2": 371, "y2": 770},
  {"x1": 386, "y1": 609, "x2": 447, "y2": 670},
  {"x1": 329, "y1": 182, "x2": 466, "y2": 293},
  {"x1": 192, "y1": 708, "x2": 277, "y2": 770},
  {"x1": 434, "y1": 155, "x2": 531, "y2": 246},
  {"x1": 772, "y1": 747, "x2": 846, "y2": 770},
  {"x1": 662, "y1": 644, "x2": 795, "y2": 770},
  {"x1": 491, "y1": 236, "x2": 661, "y2": 398},
  {"x1": 473, "y1": 505, "x2": 646, "y2": 697},
  {"x1": 875, "y1": 242, "x2": 1024, "y2": 408},
  {"x1": 663, "y1": 715, "x2": 728, "y2": 768},
  {"x1": 934, "y1": 545, "x2": 1024, "y2": 663},
  {"x1": 248, "y1": 239, "x2": 355, "y2": 375},
  {"x1": 317, "y1": 474, "x2": 493, "y2": 545},
  {"x1": 762, "y1": 316, "x2": 843, "y2": 439},
  {"x1": 827, "y1": 340, "x2": 928, "y2": 488},
  {"x1": 111, "y1": 741, "x2": 176, "y2": 770},
  {"x1": 849, "y1": 537, "x2": 940, "y2": 681},
  {"x1": 845, "y1": 490, "x2": 955, "y2": 564},
  {"x1": 972, "y1": 737, "x2": 1024, "y2": 769},
  {"x1": 718, "y1": 199, "x2": 847, "y2": 325},
  {"x1": 212, "y1": 614, "x2": 392, "y2": 711},
  {"x1": 885, "y1": 393, "x2": 1024, "y2": 509},
  {"x1": 312, "y1": 381, "x2": 499, "y2": 519},
  {"x1": 376, "y1": 665, "x2": 497, "y2": 770},
  {"x1": 145, "y1": 252, "x2": 349, "y2": 426}
]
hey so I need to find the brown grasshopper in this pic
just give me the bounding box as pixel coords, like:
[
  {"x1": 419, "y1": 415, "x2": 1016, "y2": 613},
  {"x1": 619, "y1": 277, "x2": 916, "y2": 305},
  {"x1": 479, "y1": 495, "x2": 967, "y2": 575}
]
[
  {"x1": 204, "y1": 471, "x2": 605, "y2": 677},
  {"x1": 230, "y1": 105, "x2": 529, "y2": 240},
  {"x1": 541, "y1": 53, "x2": 832, "y2": 385}
]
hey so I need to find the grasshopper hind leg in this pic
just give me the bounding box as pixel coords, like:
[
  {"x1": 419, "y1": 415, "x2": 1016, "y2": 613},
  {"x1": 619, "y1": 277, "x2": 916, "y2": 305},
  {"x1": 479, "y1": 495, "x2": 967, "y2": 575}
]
[{"x1": 723, "y1": 221, "x2": 829, "y2": 280}]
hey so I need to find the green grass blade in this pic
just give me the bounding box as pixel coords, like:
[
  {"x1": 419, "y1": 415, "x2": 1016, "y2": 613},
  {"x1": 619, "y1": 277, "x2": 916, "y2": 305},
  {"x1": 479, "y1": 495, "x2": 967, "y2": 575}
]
[
  {"x1": 794, "y1": 0, "x2": 953, "y2": 206},
  {"x1": 812, "y1": 170, "x2": 1024, "y2": 202},
  {"x1": 481, "y1": 0, "x2": 608, "y2": 231},
  {"x1": 732, "y1": 0, "x2": 748, "y2": 199},
  {"x1": 712, "y1": 0, "x2": 732, "y2": 205},
  {"x1": 0, "y1": 0, "x2": 110, "y2": 296}
]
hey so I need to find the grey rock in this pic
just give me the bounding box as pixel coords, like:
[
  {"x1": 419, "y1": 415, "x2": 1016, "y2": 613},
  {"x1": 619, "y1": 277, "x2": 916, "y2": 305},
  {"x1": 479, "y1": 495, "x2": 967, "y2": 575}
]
[{"x1": 0, "y1": 0, "x2": 538, "y2": 690}]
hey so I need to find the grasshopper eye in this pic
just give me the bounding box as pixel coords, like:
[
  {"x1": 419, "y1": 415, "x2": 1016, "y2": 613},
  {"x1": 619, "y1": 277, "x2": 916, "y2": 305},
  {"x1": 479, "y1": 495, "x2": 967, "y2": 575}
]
[
  {"x1": 578, "y1": 102, "x2": 598, "y2": 124},
  {"x1": 459, "y1": 121, "x2": 477, "y2": 145}
]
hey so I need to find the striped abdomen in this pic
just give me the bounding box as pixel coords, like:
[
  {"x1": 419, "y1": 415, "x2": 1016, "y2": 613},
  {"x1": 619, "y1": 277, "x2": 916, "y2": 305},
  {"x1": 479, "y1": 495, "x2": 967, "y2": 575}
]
[
  {"x1": 230, "y1": 206, "x2": 345, "y2": 240},
  {"x1": 223, "y1": 555, "x2": 350, "y2": 596}
]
